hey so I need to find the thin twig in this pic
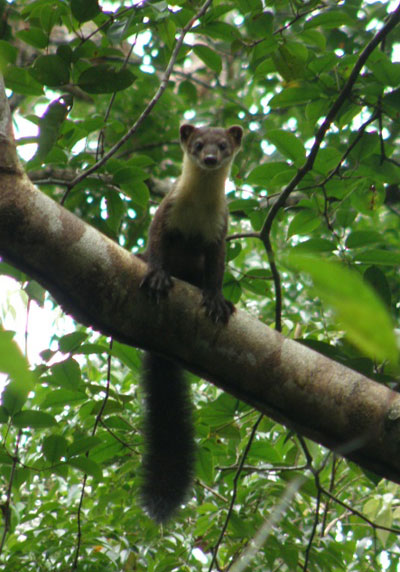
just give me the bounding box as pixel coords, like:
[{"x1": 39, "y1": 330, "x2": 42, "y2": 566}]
[
  {"x1": 71, "y1": 340, "x2": 113, "y2": 570},
  {"x1": 0, "y1": 431, "x2": 21, "y2": 555},
  {"x1": 319, "y1": 111, "x2": 379, "y2": 187},
  {"x1": 208, "y1": 413, "x2": 264, "y2": 572},
  {"x1": 322, "y1": 487, "x2": 400, "y2": 536},
  {"x1": 298, "y1": 436, "x2": 322, "y2": 571}
]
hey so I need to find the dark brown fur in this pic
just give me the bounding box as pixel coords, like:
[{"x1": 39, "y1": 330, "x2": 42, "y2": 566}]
[{"x1": 139, "y1": 124, "x2": 243, "y2": 522}]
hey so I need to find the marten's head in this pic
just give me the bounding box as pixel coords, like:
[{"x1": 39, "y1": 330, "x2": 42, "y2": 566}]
[{"x1": 180, "y1": 124, "x2": 243, "y2": 171}]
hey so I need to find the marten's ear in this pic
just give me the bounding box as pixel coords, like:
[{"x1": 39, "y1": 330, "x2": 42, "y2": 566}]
[
  {"x1": 180, "y1": 124, "x2": 196, "y2": 143},
  {"x1": 228, "y1": 126, "x2": 243, "y2": 147}
]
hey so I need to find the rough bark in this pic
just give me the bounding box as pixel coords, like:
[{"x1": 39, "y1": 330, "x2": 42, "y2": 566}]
[{"x1": 1, "y1": 76, "x2": 400, "y2": 485}]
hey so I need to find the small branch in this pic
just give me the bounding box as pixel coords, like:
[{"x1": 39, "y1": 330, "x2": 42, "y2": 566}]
[
  {"x1": 0, "y1": 432, "x2": 21, "y2": 555},
  {"x1": 259, "y1": 3, "x2": 400, "y2": 328},
  {"x1": 67, "y1": 0, "x2": 213, "y2": 192},
  {"x1": 261, "y1": 4, "x2": 400, "y2": 237},
  {"x1": 273, "y1": 3, "x2": 325, "y2": 35},
  {"x1": 322, "y1": 487, "x2": 400, "y2": 536},
  {"x1": 298, "y1": 437, "x2": 324, "y2": 571},
  {"x1": 0, "y1": 75, "x2": 22, "y2": 174},
  {"x1": 71, "y1": 340, "x2": 113, "y2": 570},
  {"x1": 319, "y1": 111, "x2": 379, "y2": 187},
  {"x1": 208, "y1": 413, "x2": 264, "y2": 572},
  {"x1": 226, "y1": 232, "x2": 260, "y2": 241}
]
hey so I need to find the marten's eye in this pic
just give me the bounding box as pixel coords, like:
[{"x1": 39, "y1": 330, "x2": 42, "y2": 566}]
[
  {"x1": 194, "y1": 141, "x2": 204, "y2": 152},
  {"x1": 218, "y1": 142, "x2": 228, "y2": 151}
]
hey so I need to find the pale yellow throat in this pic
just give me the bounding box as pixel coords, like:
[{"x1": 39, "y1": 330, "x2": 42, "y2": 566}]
[{"x1": 167, "y1": 155, "x2": 230, "y2": 242}]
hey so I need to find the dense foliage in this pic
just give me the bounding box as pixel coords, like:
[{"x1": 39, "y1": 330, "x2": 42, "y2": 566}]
[{"x1": 1, "y1": 0, "x2": 400, "y2": 570}]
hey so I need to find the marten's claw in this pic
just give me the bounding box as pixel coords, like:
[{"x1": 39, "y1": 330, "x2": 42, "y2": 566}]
[
  {"x1": 202, "y1": 291, "x2": 235, "y2": 324},
  {"x1": 140, "y1": 268, "x2": 173, "y2": 302}
]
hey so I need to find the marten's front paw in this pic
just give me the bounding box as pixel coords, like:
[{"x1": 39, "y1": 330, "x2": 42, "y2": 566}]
[
  {"x1": 140, "y1": 268, "x2": 173, "y2": 301},
  {"x1": 202, "y1": 291, "x2": 235, "y2": 324}
]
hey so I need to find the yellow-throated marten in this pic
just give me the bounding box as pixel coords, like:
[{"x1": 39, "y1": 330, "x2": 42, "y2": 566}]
[{"x1": 139, "y1": 124, "x2": 243, "y2": 522}]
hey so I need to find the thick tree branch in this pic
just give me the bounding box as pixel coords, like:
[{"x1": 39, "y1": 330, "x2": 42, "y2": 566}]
[{"x1": 1, "y1": 76, "x2": 400, "y2": 487}]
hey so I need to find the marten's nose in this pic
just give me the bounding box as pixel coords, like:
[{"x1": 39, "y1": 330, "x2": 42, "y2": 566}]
[{"x1": 204, "y1": 155, "x2": 218, "y2": 167}]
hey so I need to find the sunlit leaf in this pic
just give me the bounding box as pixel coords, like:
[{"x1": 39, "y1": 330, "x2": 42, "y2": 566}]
[{"x1": 287, "y1": 254, "x2": 398, "y2": 365}]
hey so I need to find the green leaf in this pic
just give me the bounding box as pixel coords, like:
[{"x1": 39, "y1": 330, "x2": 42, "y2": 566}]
[
  {"x1": 368, "y1": 54, "x2": 400, "y2": 87},
  {"x1": 89, "y1": 434, "x2": 125, "y2": 463},
  {"x1": 78, "y1": 65, "x2": 135, "y2": 94},
  {"x1": 287, "y1": 210, "x2": 321, "y2": 237},
  {"x1": 345, "y1": 231, "x2": 383, "y2": 249},
  {"x1": 113, "y1": 166, "x2": 148, "y2": 185},
  {"x1": 196, "y1": 21, "x2": 239, "y2": 42},
  {"x1": 193, "y1": 44, "x2": 222, "y2": 74},
  {"x1": 2, "y1": 383, "x2": 27, "y2": 416},
  {"x1": 12, "y1": 410, "x2": 57, "y2": 429},
  {"x1": 157, "y1": 18, "x2": 176, "y2": 50},
  {"x1": 0, "y1": 328, "x2": 33, "y2": 387},
  {"x1": 120, "y1": 180, "x2": 150, "y2": 206},
  {"x1": 50, "y1": 358, "x2": 82, "y2": 390},
  {"x1": 33, "y1": 98, "x2": 71, "y2": 162},
  {"x1": 68, "y1": 456, "x2": 103, "y2": 480},
  {"x1": 292, "y1": 238, "x2": 336, "y2": 253},
  {"x1": 272, "y1": 42, "x2": 308, "y2": 81},
  {"x1": 16, "y1": 27, "x2": 49, "y2": 49},
  {"x1": 350, "y1": 132, "x2": 380, "y2": 161},
  {"x1": 90, "y1": 399, "x2": 123, "y2": 416},
  {"x1": 252, "y1": 36, "x2": 278, "y2": 67},
  {"x1": 383, "y1": 88, "x2": 400, "y2": 112},
  {"x1": 353, "y1": 250, "x2": 400, "y2": 265},
  {"x1": 0, "y1": 406, "x2": 9, "y2": 423},
  {"x1": 0, "y1": 327, "x2": 35, "y2": 415},
  {"x1": 226, "y1": 241, "x2": 241, "y2": 261},
  {"x1": 67, "y1": 436, "x2": 102, "y2": 458},
  {"x1": 41, "y1": 389, "x2": 87, "y2": 409},
  {"x1": 71, "y1": 0, "x2": 100, "y2": 22},
  {"x1": 201, "y1": 393, "x2": 237, "y2": 426},
  {"x1": 24, "y1": 280, "x2": 46, "y2": 306},
  {"x1": 313, "y1": 147, "x2": 342, "y2": 175},
  {"x1": 287, "y1": 254, "x2": 398, "y2": 365},
  {"x1": 364, "y1": 266, "x2": 391, "y2": 309},
  {"x1": 305, "y1": 10, "x2": 353, "y2": 29},
  {"x1": 266, "y1": 129, "x2": 305, "y2": 167},
  {"x1": 0, "y1": 41, "x2": 18, "y2": 66},
  {"x1": 43, "y1": 435, "x2": 68, "y2": 462},
  {"x1": 299, "y1": 29, "x2": 326, "y2": 51},
  {"x1": 246, "y1": 162, "x2": 288, "y2": 185},
  {"x1": 196, "y1": 447, "x2": 214, "y2": 484},
  {"x1": 30, "y1": 54, "x2": 70, "y2": 87},
  {"x1": 243, "y1": 268, "x2": 271, "y2": 296},
  {"x1": 269, "y1": 86, "x2": 321, "y2": 108},
  {"x1": 245, "y1": 11, "x2": 273, "y2": 37},
  {"x1": 58, "y1": 332, "x2": 88, "y2": 354},
  {"x1": 4, "y1": 66, "x2": 43, "y2": 95},
  {"x1": 228, "y1": 198, "x2": 259, "y2": 213},
  {"x1": 112, "y1": 342, "x2": 141, "y2": 370},
  {"x1": 178, "y1": 79, "x2": 198, "y2": 104},
  {"x1": 223, "y1": 273, "x2": 241, "y2": 303}
]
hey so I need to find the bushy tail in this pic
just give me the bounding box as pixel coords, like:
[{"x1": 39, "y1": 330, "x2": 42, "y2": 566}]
[{"x1": 140, "y1": 352, "x2": 195, "y2": 523}]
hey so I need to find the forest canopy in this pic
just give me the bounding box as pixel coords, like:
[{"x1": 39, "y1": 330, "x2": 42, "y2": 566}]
[{"x1": 1, "y1": 0, "x2": 400, "y2": 570}]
